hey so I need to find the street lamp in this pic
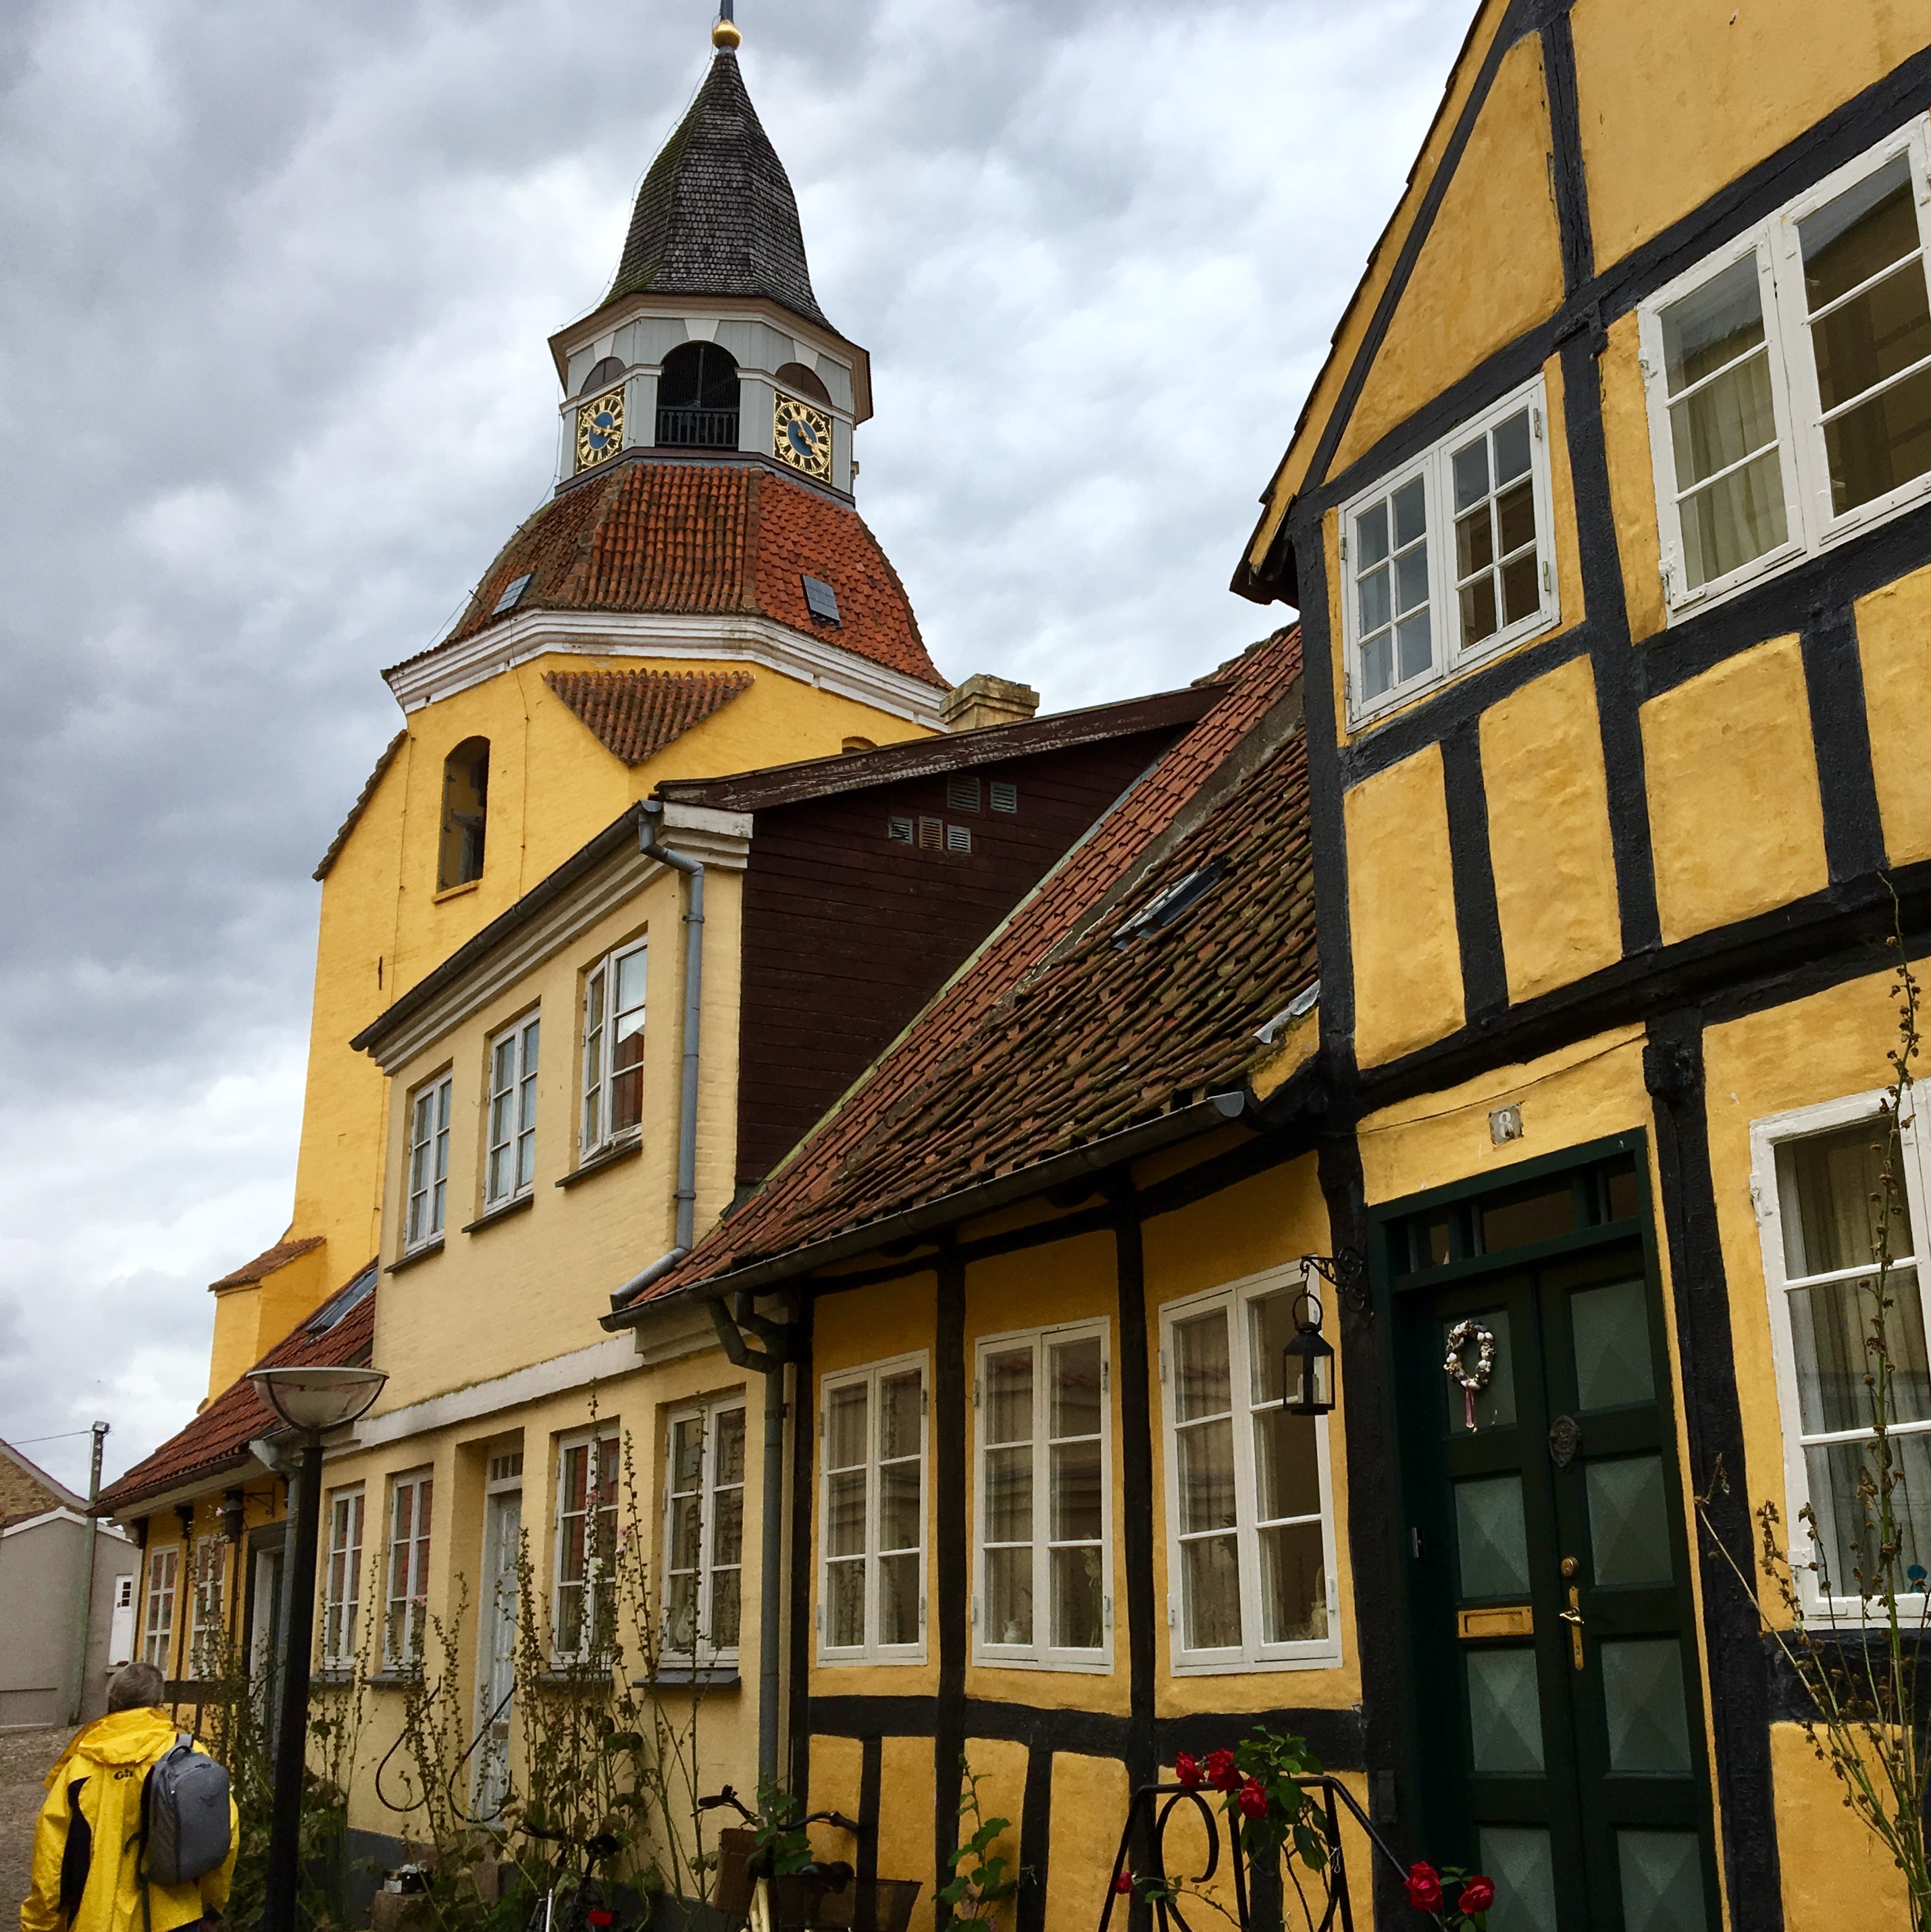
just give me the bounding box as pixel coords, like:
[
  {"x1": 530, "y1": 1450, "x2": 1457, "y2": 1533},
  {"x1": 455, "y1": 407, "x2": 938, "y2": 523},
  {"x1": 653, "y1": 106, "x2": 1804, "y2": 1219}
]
[{"x1": 249, "y1": 1365, "x2": 386, "y2": 1932}]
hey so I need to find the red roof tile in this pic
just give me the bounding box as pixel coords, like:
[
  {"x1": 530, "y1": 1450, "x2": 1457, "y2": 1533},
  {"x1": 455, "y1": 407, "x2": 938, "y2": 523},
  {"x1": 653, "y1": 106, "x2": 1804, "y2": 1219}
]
[
  {"x1": 404, "y1": 461, "x2": 946, "y2": 689},
  {"x1": 208, "y1": 1236, "x2": 324, "y2": 1293},
  {"x1": 635, "y1": 627, "x2": 1306, "y2": 1298},
  {"x1": 544, "y1": 667, "x2": 754, "y2": 765},
  {"x1": 99, "y1": 1266, "x2": 377, "y2": 1515}
]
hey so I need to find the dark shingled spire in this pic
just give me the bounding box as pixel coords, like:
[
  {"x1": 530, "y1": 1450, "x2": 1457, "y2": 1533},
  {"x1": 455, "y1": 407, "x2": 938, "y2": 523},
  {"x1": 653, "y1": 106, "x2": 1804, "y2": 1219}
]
[{"x1": 604, "y1": 51, "x2": 831, "y2": 331}]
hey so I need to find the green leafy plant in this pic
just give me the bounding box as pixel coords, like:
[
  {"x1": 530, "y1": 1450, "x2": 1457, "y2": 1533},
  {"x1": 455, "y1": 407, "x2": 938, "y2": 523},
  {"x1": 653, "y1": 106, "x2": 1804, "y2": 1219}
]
[{"x1": 937, "y1": 1756, "x2": 1023, "y2": 1925}]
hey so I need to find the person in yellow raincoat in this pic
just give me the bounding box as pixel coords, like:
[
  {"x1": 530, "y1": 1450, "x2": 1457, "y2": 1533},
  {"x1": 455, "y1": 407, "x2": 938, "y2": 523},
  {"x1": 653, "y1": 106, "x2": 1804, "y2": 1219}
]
[{"x1": 20, "y1": 1661, "x2": 238, "y2": 1932}]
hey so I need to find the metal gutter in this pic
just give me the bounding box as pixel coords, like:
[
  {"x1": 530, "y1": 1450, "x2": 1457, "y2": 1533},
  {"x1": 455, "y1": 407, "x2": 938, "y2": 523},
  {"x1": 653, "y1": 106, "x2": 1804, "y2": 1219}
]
[{"x1": 603, "y1": 1091, "x2": 1249, "y2": 1326}]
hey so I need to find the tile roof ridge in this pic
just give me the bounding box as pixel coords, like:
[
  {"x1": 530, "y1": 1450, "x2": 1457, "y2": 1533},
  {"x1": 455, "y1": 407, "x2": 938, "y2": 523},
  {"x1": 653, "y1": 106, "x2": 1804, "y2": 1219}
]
[
  {"x1": 313, "y1": 730, "x2": 407, "y2": 881},
  {"x1": 208, "y1": 1234, "x2": 326, "y2": 1293}
]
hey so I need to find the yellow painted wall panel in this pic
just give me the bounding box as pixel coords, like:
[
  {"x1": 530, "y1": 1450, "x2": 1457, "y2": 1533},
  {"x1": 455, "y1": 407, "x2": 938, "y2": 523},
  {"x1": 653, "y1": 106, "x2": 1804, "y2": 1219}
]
[
  {"x1": 1572, "y1": 0, "x2": 1931, "y2": 269},
  {"x1": 1641, "y1": 636, "x2": 1829, "y2": 943},
  {"x1": 875, "y1": 1735, "x2": 937, "y2": 1908},
  {"x1": 807, "y1": 1733, "x2": 865, "y2": 1865},
  {"x1": 1480, "y1": 655, "x2": 1622, "y2": 1002},
  {"x1": 1855, "y1": 560, "x2": 1931, "y2": 863},
  {"x1": 1770, "y1": 1723, "x2": 1912, "y2": 1927},
  {"x1": 1334, "y1": 33, "x2": 1565, "y2": 472},
  {"x1": 1598, "y1": 313, "x2": 1666, "y2": 644},
  {"x1": 1343, "y1": 746, "x2": 1464, "y2": 1068},
  {"x1": 1045, "y1": 1752, "x2": 1132, "y2": 1931},
  {"x1": 958, "y1": 1738, "x2": 1028, "y2": 1921}
]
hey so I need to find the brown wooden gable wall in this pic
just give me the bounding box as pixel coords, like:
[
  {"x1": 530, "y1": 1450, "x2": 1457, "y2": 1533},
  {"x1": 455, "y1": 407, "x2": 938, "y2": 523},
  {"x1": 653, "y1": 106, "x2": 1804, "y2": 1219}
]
[{"x1": 732, "y1": 730, "x2": 1187, "y2": 1189}]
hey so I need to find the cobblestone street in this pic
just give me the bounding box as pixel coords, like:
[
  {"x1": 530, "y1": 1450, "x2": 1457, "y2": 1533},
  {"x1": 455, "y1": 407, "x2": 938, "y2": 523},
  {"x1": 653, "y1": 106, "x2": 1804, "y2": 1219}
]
[{"x1": 0, "y1": 1727, "x2": 75, "y2": 1920}]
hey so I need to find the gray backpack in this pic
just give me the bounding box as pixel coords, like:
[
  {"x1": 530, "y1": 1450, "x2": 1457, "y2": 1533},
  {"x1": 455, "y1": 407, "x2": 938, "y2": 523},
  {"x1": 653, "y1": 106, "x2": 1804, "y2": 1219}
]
[{"x1": 142, "y1": 1734, "x2": 231, "y2": 1886}]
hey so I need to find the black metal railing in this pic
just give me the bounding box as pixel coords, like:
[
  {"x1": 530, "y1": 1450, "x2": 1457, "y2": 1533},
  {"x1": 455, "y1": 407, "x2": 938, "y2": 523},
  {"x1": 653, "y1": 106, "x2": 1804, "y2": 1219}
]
[
  {"x1": 656, "y1": 405, "x2": 739, "y2": 448},
  {"x1": 1097, "y1": 1774, "x2": 1427, "y2": 1932}
]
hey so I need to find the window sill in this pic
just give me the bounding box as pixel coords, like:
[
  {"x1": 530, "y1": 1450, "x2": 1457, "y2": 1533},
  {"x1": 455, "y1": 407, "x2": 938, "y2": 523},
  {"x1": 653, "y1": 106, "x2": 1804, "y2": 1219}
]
[
  {"x1": 533, "y1": 1668, "x2": 613, "y2": 1690},
  {"x1": 461, "y1": 1192, "x2": 535, "y2": 1236},
  {"x1": 433, "y1": 879, "x2": 480, "y2": 904},
  {"x1": 557, "y1": 1135, "x2": 642, "y2": 1189},
  {"x1": 386, "y1": 1238, "x2": 444, "y2": 1276},
  {"x1": 365, "y1": 1670, "x2": 425, "y2": 1692},
  {"x1": 1167, "y1": 1649, "x2": 1345, "y2": 1677},
  {"x1": 312, "y1": 1667, "x2": 357, "y2": 1689},
  {"x1": 970, "y1": 1651, "x2": 1114, "y2": 1675},
  {"x1": 638, "y1": 1664, "x2": 741, "y2": 1690}
]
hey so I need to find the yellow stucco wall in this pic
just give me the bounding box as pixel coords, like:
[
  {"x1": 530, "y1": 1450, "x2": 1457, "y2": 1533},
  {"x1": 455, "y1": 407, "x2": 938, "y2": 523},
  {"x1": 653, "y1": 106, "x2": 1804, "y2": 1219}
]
[
  {"x1": 206, "y1": 1241, "x2": 332, "y2": 1400},
  {"x1": 1770, "y1": 1723, "x2": 1912, "y2": 1929},
  {"x1": 1855, "y1": 560, "x2": 1931, "y2": 865},
  {"x1": 1044, "y1": 1752, "x2": 1131, "y2": 1932},
  {"x1": 1597, "y1": 311, "x2": 1668, "y2": 645},
  {"x1": 1640, "y1": 636, "x2": 1829, "y2": 945},
  {"x1": 1479, "y1": 654, "x2": 1622, "y2": 1003},
  {"x1": 960, "y1": 1736, "x2": 1028, "y2": 1926},
  {"x1": 1571, "y1": 0, "x2": 1931, "y2": 271},
  {"x1": 876, "y1": 1734, "x2": 937, "y2": 1912},
  {"x1": 280, "y1": 650, "x2": 933, "y2": 1363},
  {"x1": 1343, "y1": 746, "x2": 1464, "y2": 1067},
  {"x1": 1332, "y1": 32, "x2": 1564, "y2": 474}
]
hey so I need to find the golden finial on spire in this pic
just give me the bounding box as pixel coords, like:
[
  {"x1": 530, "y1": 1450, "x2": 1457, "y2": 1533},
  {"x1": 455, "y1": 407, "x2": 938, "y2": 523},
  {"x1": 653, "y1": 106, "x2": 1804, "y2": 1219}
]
[{"x1": 711, "y1": 2, "x2": 740, "y2": 49}]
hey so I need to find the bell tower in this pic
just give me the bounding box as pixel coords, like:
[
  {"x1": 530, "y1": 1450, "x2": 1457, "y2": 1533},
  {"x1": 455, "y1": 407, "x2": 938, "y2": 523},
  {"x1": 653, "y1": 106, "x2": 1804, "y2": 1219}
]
[{"x1": 551, "y1": 7, "x2": 867, "y2": 499}]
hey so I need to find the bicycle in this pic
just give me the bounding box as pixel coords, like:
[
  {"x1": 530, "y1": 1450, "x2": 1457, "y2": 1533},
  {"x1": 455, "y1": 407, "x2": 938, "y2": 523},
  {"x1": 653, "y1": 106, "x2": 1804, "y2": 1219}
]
[
  {"x1": 698, "y1": 1784, "x2": 870, "y2": 1931},
  {"x1": 520, "y1": 1824, "x2": 640, "y2": 1932}
]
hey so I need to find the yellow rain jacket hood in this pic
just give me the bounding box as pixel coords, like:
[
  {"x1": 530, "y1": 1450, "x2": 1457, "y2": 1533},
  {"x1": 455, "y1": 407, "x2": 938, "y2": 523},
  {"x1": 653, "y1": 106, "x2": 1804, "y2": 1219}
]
[{"x1": 21, "y1": 1708, "x2": 238, "y2": 1932}]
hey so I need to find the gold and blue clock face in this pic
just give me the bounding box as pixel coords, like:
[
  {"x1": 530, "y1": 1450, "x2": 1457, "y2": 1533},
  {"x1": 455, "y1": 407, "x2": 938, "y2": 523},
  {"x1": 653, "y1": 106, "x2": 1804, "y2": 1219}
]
[
  {"x1": 575, "y1": 385, "x2": 625, "y2": 471},
  {"x1": 773, "y1": 394, "x2": 833, "y2": 479}
]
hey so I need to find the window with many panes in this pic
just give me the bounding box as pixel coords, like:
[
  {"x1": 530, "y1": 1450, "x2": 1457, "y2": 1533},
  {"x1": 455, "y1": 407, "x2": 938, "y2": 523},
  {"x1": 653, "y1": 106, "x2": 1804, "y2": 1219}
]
[
  {"x1": 384, "y1": 1470, "x2": 434, "y2": 1669},
  {"x1": 405, "y1": 1074, "x2": 452, "y2": 1251},
  {"x1": 1161, "y1": 1270, "x2": 1341, "y2": 1671},
  {"x1": 322, "y1": 1487, "x2": 365, "y2": 1672},
  {"x1": 582, "y1": 943, "x2": 647, "y2": 1157},
  {"x1": 1340, "y1": 375, "x2": 1558, "y2": 724},
  {"x1": 554, "y1": 1430, "x2": 619, "y2": 1661},
  {"x1": 1642, "y1": 119, "x2": 1931, "y2": 615},
  {"x1": 486, "y1": 1014, "x2": 540, "y2": 1205},
  {"x1": 143, "y1": 1545, "x2": 178, "y2": 1671},
  {"x1": 975, "y1": 1322, "x2": 1110, "y2": 1669},
  {"x1": 663, "y1": 1403, "x2": 746, "y2": 1663},
  {"x1": 1753, "y1": 1095, "x2": 1931, "y2": 1610},
  {"x1": 819, "y1": 1355, "x2": 927, "y2": 1664},
  {"x1": 186, "y1": 1535, "x2": 226, "y2": 1677}
]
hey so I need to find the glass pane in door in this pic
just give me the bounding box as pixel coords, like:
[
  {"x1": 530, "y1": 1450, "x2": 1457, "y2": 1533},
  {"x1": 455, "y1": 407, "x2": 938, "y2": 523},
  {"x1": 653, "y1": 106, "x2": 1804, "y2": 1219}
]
[
  {"x1": 1455, "y1": 1475, "x2": 1531, "y2": 1597},
  {"x1": 1601, "y1": 1640, "x2": 1693, "y2": 1775},
  {"x1": 1587, "y1": 1455, "x2": 1673, "y2": 1586},
  {"x1": 1443, "y1": 1310, "x2": 1516, "y2": 1432},
  {"x1": 1572, "y1": 1279, "x2": 1655, "y2": 1409},
  {"x1": 1477, "y1": 1826, "x2": 1559, "y2": 1932},
  {"x1": 1466, "y1": 1648, "x2": 1545, "y2": 1774},
  {"x1": 1616, "y1": 1829, "x2": 1708, "y2": 1932}
]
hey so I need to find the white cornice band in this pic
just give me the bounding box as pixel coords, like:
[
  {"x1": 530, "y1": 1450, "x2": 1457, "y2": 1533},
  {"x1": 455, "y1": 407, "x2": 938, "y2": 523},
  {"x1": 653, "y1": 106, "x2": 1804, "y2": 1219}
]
[{"x1": 384, "y1": 609, "x2": 948, "y2": 729}]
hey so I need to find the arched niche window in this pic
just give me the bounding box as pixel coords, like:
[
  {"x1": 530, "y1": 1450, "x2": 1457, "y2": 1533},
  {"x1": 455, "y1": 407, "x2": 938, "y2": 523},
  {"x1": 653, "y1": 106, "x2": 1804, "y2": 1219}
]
[
  {"x1": 438, "y1": 738, "x2": 489, "y2": 890},
  {"x1": 656, "y1": 342, "x2": 740, "y2": 449},
  {"x1": 579, "y1": 355, "x2": 626, "y2": 396},
  {"x1": 775, "y1": 361, "x2": 832, "y2": 407}
]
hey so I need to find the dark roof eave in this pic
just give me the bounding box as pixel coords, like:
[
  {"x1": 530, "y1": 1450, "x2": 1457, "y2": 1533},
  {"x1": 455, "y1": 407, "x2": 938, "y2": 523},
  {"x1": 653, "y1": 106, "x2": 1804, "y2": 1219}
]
[
  {"x1": 654, "y1": 685, "x2": 1225, "y2": 813},
  {"x1": 99, "y1": 1446, "x2": 258, "y2": 1519},
  {"x1": 603, "y1": 1091, "x2": 1250, "y2": 1326}
]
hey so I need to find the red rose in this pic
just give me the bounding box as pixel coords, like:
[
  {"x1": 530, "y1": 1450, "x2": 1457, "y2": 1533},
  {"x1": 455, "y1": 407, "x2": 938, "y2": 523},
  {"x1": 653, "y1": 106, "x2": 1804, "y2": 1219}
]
[
  {"x1": 1406, "y1": 1862, "x2": 1443, "y2": 1913},
  {"x1": 1236, "y1": 1776, "x2": 1268, "y2": 1821},
  {"x1": 586, "y1": 1915, "x2": 613, "y2": 1928},
  {"x1": 1459, "y1": 1875, "x2": 1495, "y2": 1914},
  {"x1": 1204, "y1": 1748, "x2": 1240, "y2": 1794},
  {"x1": 1173, "y1": 1752, "x2": 1201, "y2": 1790},
  {"x1": 1112, "y1": 1873, "x2": 1134, "y2": 1896}
]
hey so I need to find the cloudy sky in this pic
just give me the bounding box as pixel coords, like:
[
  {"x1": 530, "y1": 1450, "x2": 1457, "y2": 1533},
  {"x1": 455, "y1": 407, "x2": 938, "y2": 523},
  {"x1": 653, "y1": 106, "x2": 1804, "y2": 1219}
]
[{"x1": 0, "y1": 0, "x2": 1471, "y2": 1492}]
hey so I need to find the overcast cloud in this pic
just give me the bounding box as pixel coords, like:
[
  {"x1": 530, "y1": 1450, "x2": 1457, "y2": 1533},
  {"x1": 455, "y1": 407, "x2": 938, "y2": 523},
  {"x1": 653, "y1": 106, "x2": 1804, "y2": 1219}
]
[{"x1": 0, "y1": 0, "x2": 1470, "y2": 1492}]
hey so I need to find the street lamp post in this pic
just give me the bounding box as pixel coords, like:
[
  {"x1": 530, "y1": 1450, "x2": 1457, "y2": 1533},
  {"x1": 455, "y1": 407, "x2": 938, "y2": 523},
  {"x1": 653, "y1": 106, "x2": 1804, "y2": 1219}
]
[{"x1": 249, "y1": 1365, "x2": 387, "y2": 1932}]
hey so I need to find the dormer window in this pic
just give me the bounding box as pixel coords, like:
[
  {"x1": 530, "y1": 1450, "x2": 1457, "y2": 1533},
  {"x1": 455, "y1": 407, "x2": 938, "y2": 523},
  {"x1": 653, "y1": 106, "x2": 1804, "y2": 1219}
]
[
  {"x1": 438, "y1": 739, "x2": 489, "y2": 889},
  {"x1": 657, "y1": 342, "x2": 740, "y2": 449}
]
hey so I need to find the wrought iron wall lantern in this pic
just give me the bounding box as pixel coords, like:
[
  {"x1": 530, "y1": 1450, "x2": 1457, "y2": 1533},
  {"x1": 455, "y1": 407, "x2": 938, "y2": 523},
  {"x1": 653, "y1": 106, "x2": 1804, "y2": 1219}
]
[
  {"x1": 1283, "y1": 1277, "x2": 1336, "y2": 1417},
  {"x1": 1299, "y1": 1248, "x2": 1371, "y2": 1317}
]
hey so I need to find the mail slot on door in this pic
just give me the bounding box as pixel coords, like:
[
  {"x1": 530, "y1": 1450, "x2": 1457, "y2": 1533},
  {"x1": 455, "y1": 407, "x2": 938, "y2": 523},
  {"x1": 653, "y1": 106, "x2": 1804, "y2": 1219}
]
[{"x1": 1456, "y1": 1604, "x2": 1534, "y2": 1640}]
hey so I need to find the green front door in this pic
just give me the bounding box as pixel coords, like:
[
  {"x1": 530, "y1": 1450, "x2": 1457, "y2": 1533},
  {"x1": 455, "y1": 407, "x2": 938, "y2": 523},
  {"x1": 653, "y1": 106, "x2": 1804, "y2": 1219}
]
[{"x1": 1386, "y1": 1143, "x2": 1721, "y2": 1932}]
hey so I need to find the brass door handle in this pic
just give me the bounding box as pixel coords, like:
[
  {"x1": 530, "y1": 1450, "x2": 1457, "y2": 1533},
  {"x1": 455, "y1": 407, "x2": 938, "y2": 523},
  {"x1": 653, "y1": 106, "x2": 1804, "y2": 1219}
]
[{"x1": 1560, "y1": 1587, "x2": 1585, "y2": 1670}]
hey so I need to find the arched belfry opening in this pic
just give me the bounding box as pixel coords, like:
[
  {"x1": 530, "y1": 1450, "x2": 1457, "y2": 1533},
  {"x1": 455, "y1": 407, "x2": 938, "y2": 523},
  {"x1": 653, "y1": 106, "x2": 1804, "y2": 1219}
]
[
  {"x1": 580, "y1": 355, "x2": 625, "y2": 396},
  {"x1": 774, "y1": 361, "x2": 831, "y2": 406},
  {"x1": 656, "y1": 342, "x2": 740, "y2": 449},
  {"x1": 438, "y1": 738, "x2": 489, "y2": 889}
]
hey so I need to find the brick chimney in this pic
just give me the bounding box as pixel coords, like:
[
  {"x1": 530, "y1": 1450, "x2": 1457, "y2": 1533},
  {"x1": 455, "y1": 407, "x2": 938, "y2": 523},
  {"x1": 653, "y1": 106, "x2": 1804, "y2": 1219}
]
[{"x1": 941, "y1": 673, "x2": 1041, "y2": 734}]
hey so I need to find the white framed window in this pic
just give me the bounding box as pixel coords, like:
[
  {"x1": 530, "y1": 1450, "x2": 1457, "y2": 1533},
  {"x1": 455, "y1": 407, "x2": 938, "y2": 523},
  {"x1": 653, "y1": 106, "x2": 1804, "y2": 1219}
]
[
  {"x1": 486, "y1": 1013, "x2": 540, "y2": 1205},
  {"x1": 1340, "y1": 374, "x2": 1559, "y2": 725},
  {"x1": 819, "y1": 1354, "x2": 929, "y2": 1665},
  {"x1": 1752, "y1": 1091, "x2": 1931, "y2": 1614},
  {"x1": 582, "y1": 943, "x2": 647, "y2": 1157},
  {"x1": 142, "y1": 1544, "x2": 178, "y2": 1671},
  {"x1": 553, "y1": 1429, "x2": 619, "y2": 1662},
  {"x1": 186, "y1": 1535, "x2": 226, "y2": 1675},
  {"x1": 663, "y1": 1401, "x2": 746, "y2": 1664},
  {"x1": 322, "y1": 1486, "x2": 365, "y2": 1671},
  {"x1": 384, "y1": 1469, "x2": 434, "y2": 1669},
  {"x1": 1159, "y1": 1266, "x2": 1342, "y2": 1673},
  {"x1": 405, "y1": 1073, "x2": 453, "y2": 1250},
  {"x1": 1642, "y1": 115, "x2": 1931, "y2": 617},
  {"x1": 973, "y1": 1320, "x2": 1112, "y2": 1671}
]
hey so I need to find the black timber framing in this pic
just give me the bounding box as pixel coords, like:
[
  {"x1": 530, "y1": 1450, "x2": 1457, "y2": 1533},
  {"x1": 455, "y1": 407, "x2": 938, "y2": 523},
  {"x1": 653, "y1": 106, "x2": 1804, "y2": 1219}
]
[
  {"x1": 933, "y1": 1246, "x2": 969, "y2": 1930},
  {"x1": 787, "y1": 1305, "x2": 816, "y2": 1796}
]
